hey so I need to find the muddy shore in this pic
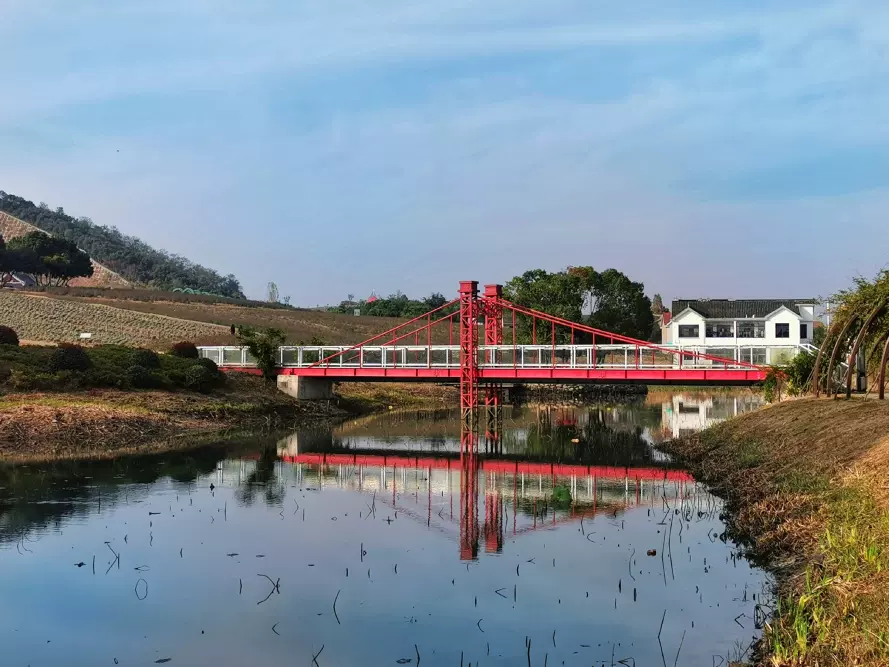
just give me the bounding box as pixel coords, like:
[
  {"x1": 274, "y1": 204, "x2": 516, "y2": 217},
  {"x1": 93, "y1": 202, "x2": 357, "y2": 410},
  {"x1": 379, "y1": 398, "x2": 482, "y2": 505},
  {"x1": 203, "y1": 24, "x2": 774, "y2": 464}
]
[{"x1": 660, "y1": 398, "x2": 889, "y2": 666}]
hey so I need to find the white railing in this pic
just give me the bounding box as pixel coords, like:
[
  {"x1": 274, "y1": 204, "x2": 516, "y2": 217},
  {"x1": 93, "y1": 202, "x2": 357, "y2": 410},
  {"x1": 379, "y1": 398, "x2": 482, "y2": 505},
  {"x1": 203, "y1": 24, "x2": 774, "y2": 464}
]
[{"x1": 198, "y1": 344, "x2": 809, "y2": 371}]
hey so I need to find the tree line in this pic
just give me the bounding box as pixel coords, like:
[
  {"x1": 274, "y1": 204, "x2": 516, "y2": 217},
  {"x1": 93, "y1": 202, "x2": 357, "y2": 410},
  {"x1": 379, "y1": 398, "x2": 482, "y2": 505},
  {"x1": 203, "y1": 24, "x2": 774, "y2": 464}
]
[
  {"x1": 333, "y1": 266, "x2": 663, "y2": 342},
  {"x1": 332, "y1": 292, "x2": 452, "y2": 318},
  {"x1": 0, "y1": 192, "x2": 244, "y2": 298}
]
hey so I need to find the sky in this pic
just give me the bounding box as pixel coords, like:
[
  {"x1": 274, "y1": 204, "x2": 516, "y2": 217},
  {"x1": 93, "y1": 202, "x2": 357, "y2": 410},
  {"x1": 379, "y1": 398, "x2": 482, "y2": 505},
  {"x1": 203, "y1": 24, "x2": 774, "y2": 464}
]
[{"x1": 1, "y1": 0, "x2": 888, "y2": 306}]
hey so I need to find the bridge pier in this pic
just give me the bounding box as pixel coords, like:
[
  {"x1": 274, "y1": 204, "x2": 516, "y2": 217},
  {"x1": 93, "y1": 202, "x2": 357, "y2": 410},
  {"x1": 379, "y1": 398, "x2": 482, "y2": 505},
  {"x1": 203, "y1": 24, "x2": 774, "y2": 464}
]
[{"x1": 276, "y1": 375, "x2": 333, "y2": 400}]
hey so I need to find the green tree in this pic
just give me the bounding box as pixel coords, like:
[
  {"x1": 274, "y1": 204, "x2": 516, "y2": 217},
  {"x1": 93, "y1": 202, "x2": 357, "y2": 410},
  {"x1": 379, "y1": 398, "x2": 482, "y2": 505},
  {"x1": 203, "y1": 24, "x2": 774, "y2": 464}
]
[
  {"x1": 504, "y1": 269, "x2": 591, "y2": 343},
  {"x1": 587, "y1": 268, "x2": 655, "y2": 341},
  {"x1": 504, "y1": 266, "x2": 655, "y2": 342},
  {"x1": 6, "y1": 231, "x2": 94, "y2": 286},
  {"x1": 235, "y1": 326, "x2": 286, "y2": 380}
]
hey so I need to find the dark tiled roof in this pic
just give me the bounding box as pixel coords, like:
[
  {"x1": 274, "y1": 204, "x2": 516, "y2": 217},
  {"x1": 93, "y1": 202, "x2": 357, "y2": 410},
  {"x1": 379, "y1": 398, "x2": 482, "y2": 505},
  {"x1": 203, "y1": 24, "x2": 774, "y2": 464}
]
[{"x1": 671, "y1": 299, "x2": 816, "y2": 319}]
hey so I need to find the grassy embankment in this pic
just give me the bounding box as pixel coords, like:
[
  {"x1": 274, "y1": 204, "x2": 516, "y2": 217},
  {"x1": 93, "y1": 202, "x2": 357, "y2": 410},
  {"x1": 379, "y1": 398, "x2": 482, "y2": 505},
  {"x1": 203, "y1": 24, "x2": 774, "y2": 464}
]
[
  {"x1": 0, "y1": 377, "x2": 346, "y2": 462},
  {"x1": 0, "y1": 342, "x2": 355, "y2": 461},
  {"x1": 0, "y1": 340, "x2": 458, "y2": 461},
  {"x1": 661, "y1": 398, "x2": 889, "y2": 666}
]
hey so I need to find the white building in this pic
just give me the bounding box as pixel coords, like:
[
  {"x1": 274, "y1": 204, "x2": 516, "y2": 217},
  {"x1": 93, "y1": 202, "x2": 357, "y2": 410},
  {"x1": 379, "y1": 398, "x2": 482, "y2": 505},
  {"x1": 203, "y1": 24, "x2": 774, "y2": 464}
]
[{"x1": 667, "y1": 299, "x2": 817, "y2": 365}]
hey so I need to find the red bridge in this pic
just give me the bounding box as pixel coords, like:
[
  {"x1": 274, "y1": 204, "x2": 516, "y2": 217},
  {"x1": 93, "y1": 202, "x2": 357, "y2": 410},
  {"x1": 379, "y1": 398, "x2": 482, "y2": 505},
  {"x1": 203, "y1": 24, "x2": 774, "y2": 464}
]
[{"x1": 202, "y1": 280, "x2": 770, "y2": 399}]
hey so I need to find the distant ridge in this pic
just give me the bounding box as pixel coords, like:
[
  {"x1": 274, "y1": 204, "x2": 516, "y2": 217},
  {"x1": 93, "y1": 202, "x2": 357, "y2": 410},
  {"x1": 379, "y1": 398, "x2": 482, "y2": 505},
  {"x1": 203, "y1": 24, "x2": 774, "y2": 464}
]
[{"x1": 0, "y1": 191, "x2": 245, "y2": 298}]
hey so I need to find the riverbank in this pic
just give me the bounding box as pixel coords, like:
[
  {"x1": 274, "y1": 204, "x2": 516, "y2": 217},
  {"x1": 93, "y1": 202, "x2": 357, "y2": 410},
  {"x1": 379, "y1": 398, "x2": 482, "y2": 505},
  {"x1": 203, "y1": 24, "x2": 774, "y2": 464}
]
[
  {"x1": 0, "y1": 374, "x2": 350, "y2": 462},
  {"x1": 660, "y1": 398, "x2": 889, "y2": 666},
  {"x1": 0, "y1": 378, "x2": 465, "y2": 462}
]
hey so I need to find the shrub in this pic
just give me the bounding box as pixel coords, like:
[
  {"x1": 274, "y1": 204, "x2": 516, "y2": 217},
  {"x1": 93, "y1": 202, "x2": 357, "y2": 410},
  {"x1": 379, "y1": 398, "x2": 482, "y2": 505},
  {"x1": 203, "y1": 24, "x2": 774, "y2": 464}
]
[
  {"x1": 235, "y1": 326, "x2": 285, "y2": 380},
  {"x1": 194, "y1": 357, "x2": 225, "y2": 387},
  {"x1": 786, "y1": 351, "x2": 817, "y2": 395},
  {"x1": 195, "y1": 357, "x2": 218, "y2": 373},
  {"x1": 0, "y1": 326, "x2": 19, "y2": 346},
  {"x1": 170, "y1": 341, "x2": 199, "y2": 359},
  {"x1": 125, "y1": 364, "x2": 161, "y2": 389},
  {"x1": 131, "y1": 348, "x2": 161, "y2": 369},
  {"x1": 184, "y1": 365, "x2": 214, "y2": 393},
  {"x1": 48, "y1": 343, "x2": 92, "y2": 372}
]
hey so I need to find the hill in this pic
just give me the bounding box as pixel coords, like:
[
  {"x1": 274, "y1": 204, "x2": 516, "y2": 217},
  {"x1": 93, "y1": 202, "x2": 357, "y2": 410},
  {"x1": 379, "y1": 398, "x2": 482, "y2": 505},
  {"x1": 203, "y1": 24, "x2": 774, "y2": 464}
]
[
  {"x1": 0, "y1": 211, "x2": 130, "y2": 288},
  {"x1": 0, "y1": 191, "x2": 244, "y2": 298},
  {"x1": 0, "y1": 291, "x2": 226, "y2": 346},
  {"x1": 0, "y1": 289, "x2": 429, "y2": 348}
]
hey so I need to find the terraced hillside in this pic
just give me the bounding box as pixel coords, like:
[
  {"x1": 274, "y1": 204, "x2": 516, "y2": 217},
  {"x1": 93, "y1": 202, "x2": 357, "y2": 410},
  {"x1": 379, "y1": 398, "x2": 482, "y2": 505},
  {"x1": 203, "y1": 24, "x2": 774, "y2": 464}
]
[
  {"x1": 51, "y1": 294, "x2": 425, "y2": 344},
  {"x1": 0, "y1": 289, "x2": 444, "y2": 348},
  {"x1": 0, "y1": 291, "x2": 225, "y2": 346},
  {"x1": 0, "y1": 212, "x2": 130, "y2": 288}
]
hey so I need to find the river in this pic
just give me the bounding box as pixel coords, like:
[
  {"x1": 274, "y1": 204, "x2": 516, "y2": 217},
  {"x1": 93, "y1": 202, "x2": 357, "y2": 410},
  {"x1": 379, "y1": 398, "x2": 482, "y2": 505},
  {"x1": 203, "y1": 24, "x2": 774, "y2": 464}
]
[{"x1": 0, "y1": 390, "x2": 766, "y2": 666}]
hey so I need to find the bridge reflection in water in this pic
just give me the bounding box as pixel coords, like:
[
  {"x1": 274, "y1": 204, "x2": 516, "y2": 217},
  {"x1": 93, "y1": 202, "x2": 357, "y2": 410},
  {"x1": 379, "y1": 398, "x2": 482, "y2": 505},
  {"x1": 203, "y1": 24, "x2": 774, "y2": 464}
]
[{"x1": 274, "y1": 401, "x2": 733, "y2": 561}]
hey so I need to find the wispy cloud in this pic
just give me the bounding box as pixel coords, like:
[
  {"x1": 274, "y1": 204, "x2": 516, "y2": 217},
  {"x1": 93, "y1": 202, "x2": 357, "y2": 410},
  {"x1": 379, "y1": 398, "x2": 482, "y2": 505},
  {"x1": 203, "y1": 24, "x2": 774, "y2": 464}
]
[{"x1": 1, "y1": 0, "x2": 887, "y2": 301}]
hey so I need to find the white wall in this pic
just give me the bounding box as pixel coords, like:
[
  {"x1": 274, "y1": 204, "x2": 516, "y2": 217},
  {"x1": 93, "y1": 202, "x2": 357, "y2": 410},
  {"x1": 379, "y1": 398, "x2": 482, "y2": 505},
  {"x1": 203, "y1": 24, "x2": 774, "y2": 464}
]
[
  {"x1": 670, "y1": 307, "x2": 814, "y2": 348},
  {"x1": 670, "y1": 310, "x2": 705, "y2": 345}
]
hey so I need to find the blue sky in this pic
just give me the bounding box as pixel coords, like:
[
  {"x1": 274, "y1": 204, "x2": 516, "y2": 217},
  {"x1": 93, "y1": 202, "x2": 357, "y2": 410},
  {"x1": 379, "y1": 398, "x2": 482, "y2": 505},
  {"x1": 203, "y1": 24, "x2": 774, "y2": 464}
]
[{"x1": 1, "y1": 0, "x2": 887, "y2": 304}]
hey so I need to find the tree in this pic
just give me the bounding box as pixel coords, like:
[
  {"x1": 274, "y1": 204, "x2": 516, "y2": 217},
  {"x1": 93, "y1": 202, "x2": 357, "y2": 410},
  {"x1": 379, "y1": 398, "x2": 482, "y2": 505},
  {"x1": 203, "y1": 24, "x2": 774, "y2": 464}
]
[
  {"x1": 267, "y1": 281, "x2": 279, "y2": 303},
  {"x1": 651, "y1": 294, "x2": 666, "y2": 316},
  {"x1": 423, "y1": 292, "x2": 448, "y2": 310},
  {"x1": 587, "y1": 269, "x2": 655, "y2": 341},
  {"x1": 649, "y1": 294, "x2": 667, "y2": 341},
  {"x1": 504, "y1": 269, "x2": 592, "y2": 343},
  {"x1": 5, "y1": 231, "x2": 94, "y2": 286},
  {"x1": 504, "y1": 266, "x2": 655, "y2": 343},
  {"x1": 236, "y1": 326, "x2": 286, "y2": 380}
]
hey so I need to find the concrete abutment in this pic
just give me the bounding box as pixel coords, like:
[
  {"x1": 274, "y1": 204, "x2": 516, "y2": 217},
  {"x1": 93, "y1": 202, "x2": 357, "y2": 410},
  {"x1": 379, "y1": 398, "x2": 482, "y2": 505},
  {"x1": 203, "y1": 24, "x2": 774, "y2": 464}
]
[{"x1": 276, "y1": 376, "x2": 333, "y2": 400}]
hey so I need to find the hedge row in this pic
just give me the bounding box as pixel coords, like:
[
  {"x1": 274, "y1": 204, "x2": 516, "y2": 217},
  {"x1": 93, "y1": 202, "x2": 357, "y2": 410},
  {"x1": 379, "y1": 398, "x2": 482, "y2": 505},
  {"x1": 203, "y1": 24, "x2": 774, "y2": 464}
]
[{"x1": 0, "y1": 340, "x2": 226, "y2": 393}]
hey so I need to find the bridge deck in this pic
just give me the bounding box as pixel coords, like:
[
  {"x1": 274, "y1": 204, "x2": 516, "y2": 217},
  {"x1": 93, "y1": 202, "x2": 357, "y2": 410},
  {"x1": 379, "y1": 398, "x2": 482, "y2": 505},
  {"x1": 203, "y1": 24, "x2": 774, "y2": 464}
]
[{"x1": 200, "y1": 343, "x2": 785, "y2": 384}]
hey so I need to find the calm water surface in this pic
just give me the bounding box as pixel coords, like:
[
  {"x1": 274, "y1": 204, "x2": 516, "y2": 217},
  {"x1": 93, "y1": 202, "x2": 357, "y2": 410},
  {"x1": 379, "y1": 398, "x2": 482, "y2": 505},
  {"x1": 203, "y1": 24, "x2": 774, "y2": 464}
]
[{"x1": 0, "y1": 392, "x2": 766, "y2": 666}]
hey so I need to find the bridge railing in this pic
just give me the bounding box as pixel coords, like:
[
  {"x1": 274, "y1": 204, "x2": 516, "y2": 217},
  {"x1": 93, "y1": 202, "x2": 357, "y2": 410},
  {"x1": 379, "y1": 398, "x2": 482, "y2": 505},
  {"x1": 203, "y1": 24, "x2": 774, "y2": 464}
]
[{"x1": 199, "y1": 344, "x2": 805, "y2": 370}]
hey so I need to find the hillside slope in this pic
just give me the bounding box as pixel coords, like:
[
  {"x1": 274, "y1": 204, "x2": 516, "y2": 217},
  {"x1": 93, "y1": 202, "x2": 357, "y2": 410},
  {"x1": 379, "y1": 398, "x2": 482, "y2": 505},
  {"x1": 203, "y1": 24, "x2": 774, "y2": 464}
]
[
  {"x1": 0, "y1": 191, "x2": 244, "y2": 297},
  {"x1": 0, "y1": 212, "x2": 130, "y2": 288},
  {"x1": 52, "y1": 294, "x2": 423, "y2": 344},
  {"x1": 0, "y1": 289, "x2": 438, "y2": 348},
  {"x1": 0, "y1": 291, "x2": 226, "y2": 346}
]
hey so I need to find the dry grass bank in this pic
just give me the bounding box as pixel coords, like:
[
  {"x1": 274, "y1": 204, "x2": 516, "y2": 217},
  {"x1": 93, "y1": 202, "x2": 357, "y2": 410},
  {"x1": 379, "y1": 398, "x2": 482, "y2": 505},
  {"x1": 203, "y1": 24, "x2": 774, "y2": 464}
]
[
  {"x1": 0, "y1": 375, "x2": 349, "y2": 462},
  {"x1": 335, "y1": 382, "x2": 458, "y2": 411},
  {"x1": 661, "y1": 398, "x2": 889, "y2": 666}
]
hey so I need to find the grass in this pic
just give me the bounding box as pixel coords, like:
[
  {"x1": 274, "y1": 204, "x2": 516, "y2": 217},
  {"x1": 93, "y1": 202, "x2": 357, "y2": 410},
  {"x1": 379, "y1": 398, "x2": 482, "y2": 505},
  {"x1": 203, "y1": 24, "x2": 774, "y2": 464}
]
[
  {"x1": 661, "y1": 398, "x2": 889, "y2": 666},
  {"x1": 335, "y1": 382, "x2": 458, "y2": 411},
  {"x1": 0, "y1": 374, "x2": 351, "y2": 463}
]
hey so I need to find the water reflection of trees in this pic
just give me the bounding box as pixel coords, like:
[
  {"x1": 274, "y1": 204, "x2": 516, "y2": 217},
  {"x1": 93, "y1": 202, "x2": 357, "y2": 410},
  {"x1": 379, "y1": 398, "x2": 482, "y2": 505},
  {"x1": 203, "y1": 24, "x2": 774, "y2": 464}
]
[
  {"x1": 502, "y1": 407, "x2": 665, "y2": 468},
  {"x1": 0, "y1": 440, "x2": 275, "y2": 547},
  {"x1": 234, "y1": 447, "x2": 285, "y2": 507}
]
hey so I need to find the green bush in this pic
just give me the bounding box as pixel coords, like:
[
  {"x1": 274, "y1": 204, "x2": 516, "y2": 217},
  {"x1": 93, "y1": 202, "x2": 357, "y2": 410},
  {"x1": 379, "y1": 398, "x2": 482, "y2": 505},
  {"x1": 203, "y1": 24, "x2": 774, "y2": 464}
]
[
  {"x1": 195, "y1": 357, "x2": 218, "y2": 373},
  {"x1": 125, "y1": 364, "x2": 161, "y2": 389},
  {"x1": 0, "y1": 326, "x2": 19, "y2": 346},
  {"x1": 170, "y1": 341, "x2": 199, "y2": 359},
  {"x1": 131, "y1": 348, "x2": 160, "y2": 369},
  {"x1": 786, "y1": 351, "x2": 817, "y2": 395},
  {"x1": 184, "y1": 365, "x2": 214, "y2": 393},
  {"x1": 48, "y1": 344, "x2": 92, "y2": 372},
  {"x1": 194, "y1": 357, "x2": 226, "y2": 388}
]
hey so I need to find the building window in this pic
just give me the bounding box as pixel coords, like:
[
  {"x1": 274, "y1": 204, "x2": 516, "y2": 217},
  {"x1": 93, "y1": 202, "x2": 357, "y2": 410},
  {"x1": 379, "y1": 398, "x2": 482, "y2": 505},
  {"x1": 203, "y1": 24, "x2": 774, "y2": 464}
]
[
  {"x1": 800, "y1": 323, "x2": 808, "y2": 339},
  {"x1": 740, "y1": 348, "x2": 767, "y2": 364},
  {"x1": 737, "y1": 321, "x2": 765, "y2": 338},
  {"x1": 678, "y1": 325, "x2": 699, "y2": 338},
  {"x1": 705, "y1": 322, "x2": 734, "y2": 338},
  {"x1": 775, "y1": 323, "x2": 790, "y2": 338}
]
